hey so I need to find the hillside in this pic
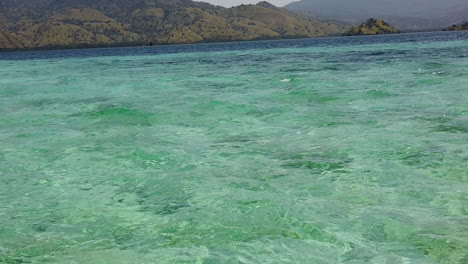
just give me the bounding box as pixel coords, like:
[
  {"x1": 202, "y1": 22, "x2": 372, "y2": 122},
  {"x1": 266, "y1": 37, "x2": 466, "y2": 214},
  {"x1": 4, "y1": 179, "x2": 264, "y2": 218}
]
[
  {"x1": 344, "y1": 19, "x2": 400, "y2": 36},
  {"x1": 0, "y1": 29, "x2": 29, "y2": 49},
  {"x1": 0, "y1": 0, "x2": 346, "y2": 50},
  {"x1": 285, "y1": 0, "x2": 468, "y2": 31},
  {"x1": 444, "y1": 22, "x2": 468, "y2": 31}
]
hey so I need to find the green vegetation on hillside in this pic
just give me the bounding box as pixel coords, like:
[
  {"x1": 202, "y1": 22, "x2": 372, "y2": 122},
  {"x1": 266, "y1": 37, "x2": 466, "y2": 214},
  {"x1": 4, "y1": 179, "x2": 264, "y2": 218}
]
[
  {"x1": 345, "y1": 18, "x2": 400, "y2": 36},
  {"x1": 0, "y1": 0, "x2": 347, "y2": 50}
]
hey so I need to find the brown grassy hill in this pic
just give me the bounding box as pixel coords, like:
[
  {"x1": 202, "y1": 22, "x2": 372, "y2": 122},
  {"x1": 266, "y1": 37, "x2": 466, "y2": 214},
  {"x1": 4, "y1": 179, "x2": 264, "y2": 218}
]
[
  {"x1": 217, "y1": 3, "x2": 344, "y2": 38},
  {"x1": 0, "y1": 28, "x2": 29, "y2": 49},
  {"x1": 0, "y1": 0, "x2": 347, "y2": 50},
  {"x1": 345, "y1": 18, "x2": 400, "y2": 36}
]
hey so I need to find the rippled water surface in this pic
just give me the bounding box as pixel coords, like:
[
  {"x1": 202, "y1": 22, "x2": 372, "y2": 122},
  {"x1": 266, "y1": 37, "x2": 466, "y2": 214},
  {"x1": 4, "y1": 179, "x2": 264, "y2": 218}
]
[{"x1": 1, "y1": 32, "x2": 467, "y2": 263}]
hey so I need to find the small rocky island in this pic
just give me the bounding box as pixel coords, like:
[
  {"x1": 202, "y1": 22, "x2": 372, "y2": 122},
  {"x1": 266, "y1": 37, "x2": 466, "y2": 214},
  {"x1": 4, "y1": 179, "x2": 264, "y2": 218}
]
[
  {"x1": 444, "y1": 22, "x2": 468, "y2": 31},
  {"x1": 345, "y1": 18, "x2": 400, "y2": 36}
]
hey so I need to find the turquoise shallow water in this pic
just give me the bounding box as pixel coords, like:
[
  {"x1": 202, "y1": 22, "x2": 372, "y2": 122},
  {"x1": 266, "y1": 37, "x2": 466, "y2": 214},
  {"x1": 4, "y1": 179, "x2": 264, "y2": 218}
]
[{"x1": 0, "y1": 32, "x2": 467, "y2": 263}]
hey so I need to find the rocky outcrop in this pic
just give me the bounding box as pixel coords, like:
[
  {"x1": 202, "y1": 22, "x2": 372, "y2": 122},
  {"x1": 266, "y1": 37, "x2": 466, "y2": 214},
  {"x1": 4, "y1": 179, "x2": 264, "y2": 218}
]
[
  {"x1": 344, "y1": 18, "x2": 400, "y2": 36},
  {"x1": 444, "y1": 22, "x2": 468, "y2": 31}
]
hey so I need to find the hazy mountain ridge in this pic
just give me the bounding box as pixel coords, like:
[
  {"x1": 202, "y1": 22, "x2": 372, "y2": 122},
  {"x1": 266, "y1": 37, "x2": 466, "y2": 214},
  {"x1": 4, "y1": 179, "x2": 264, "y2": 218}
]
[
  {"x1": 0, "y1": 0, "x2": 347, "y2": 50},
  {"x1": 285, "y1": 0, "x2": 468, "y2": 30}
]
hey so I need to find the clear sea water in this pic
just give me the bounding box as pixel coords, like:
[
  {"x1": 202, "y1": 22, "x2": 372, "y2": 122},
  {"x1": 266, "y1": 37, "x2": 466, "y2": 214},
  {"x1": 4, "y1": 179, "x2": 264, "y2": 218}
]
[{"x1": 0, "y1": 32, "x2": 467, "y2": 264}]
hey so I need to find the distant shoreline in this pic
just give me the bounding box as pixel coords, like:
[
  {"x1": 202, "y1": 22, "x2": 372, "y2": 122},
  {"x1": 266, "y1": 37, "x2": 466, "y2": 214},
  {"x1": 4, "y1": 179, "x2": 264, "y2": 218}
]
[
  {"x1": 1, "y1": 34, "x2": 339, "y2": 53},
  {"x1": 0, "y1": 30, "x2": 464, "y2": 53}
]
